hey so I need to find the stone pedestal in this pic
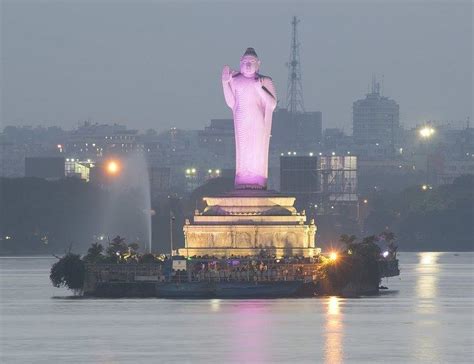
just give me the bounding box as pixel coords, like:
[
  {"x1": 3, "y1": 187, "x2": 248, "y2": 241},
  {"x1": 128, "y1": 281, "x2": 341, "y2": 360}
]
[{"x1": 181, "y1": 190, "x2": 317, "y2": 258}]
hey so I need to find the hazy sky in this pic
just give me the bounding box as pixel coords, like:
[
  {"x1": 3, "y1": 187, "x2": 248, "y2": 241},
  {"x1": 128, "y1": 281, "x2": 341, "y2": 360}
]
[{"x1": 2, "y1": 0, "x2": 472, "y2": 133}]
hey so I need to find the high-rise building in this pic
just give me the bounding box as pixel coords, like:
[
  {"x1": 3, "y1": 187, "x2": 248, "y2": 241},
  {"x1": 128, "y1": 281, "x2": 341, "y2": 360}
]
[{"x1": 353, "y1": 78, "x2": 399, "y2": 149}]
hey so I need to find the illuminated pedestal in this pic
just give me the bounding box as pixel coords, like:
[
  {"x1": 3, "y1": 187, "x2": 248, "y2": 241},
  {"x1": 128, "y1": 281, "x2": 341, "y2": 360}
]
[{"x1": 182, "y1": 190, "x2": 317, "y2": 258}]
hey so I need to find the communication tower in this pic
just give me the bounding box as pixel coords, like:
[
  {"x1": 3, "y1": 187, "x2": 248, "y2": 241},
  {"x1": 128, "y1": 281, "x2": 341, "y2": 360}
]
[{"x1": 286, "y1": 16, "x2": 305, "y2": 115}]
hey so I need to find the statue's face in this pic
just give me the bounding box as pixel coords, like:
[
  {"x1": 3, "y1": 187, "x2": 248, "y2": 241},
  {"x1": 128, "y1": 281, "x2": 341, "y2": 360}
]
[{"x1": 240, "y1": 55, "x2": 260, "y2": 77}]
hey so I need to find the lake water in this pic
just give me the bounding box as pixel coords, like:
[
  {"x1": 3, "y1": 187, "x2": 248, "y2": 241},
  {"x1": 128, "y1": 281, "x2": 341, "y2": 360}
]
[{"x1": 1, "y1": 252, "x2": 473, "y2": 363}]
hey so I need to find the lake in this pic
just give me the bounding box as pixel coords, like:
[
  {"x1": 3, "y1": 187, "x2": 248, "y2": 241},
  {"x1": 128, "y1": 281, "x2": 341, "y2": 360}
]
[{"x1": 1, "y1": 252, "x2": 473, "y2": 363}]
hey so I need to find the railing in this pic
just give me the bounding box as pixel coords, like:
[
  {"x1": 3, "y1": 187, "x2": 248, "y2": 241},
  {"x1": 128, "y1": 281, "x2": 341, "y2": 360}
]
[{"x1": 86, "y1": 262, "x2": 321, "y2": 284}]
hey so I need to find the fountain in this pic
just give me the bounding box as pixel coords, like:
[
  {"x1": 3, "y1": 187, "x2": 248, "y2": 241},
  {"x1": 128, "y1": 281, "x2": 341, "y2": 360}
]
[{"x1": 101, "y1": 152, "x2": 152, "y2": 253}]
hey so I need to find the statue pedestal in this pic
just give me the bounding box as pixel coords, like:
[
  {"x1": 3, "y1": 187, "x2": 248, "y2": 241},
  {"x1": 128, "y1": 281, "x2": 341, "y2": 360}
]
[{"x1": 182, "y1": 190, "x2": 317, "y2": 258}]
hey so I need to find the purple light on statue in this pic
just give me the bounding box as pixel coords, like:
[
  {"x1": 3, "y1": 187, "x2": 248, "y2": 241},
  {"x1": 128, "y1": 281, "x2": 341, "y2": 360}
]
[{"x1": 222, "y1": 48, "x2": 277, "y2": 190}]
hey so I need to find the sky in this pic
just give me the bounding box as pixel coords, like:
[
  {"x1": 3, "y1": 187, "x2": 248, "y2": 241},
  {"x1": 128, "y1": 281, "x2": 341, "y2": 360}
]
[{"x1": 1, "y1": 0, "x2": 472, "y2": 133}]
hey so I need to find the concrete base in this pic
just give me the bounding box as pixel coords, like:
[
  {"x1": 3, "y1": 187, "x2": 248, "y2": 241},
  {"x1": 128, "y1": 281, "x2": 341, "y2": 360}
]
[{"x1": 181, "y1": 190, "x2": 318, "y2": 258}]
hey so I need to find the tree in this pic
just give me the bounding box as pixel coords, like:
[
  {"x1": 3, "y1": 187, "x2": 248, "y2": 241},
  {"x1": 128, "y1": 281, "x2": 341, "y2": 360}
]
[
  {"x1": 106, "y1": 236, "x2": 128, "y2": 262},
  {"x1": 83, "y1": 242, "x2": 104, "y2": 263},
  {"x1": 139, "y1": 253, "x2": 158, "y2": 264},
  {"x1": 50, "y1": 253, "x2": 85, "y2": 293},
  {"x1": 340, "y1": 234, "x2": 357, "y2": 247}
]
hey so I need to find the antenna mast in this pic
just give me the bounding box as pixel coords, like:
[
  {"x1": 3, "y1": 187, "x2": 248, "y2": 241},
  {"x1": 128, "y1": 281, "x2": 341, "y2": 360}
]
[{"x1": 286, "y1": 16, "x2": 305, "y2": 115}]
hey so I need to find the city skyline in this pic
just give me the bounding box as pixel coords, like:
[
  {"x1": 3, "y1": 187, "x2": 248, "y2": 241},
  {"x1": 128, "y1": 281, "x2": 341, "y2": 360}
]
[{"x1": 2, "y1": 1, "x2": 472, "y2": 133}]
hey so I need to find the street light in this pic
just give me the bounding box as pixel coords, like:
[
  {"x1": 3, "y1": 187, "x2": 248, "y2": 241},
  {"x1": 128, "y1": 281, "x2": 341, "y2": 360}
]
[
  {"x1": 419, "y1": 125, "x2": 436, "y2": 184},
  {"x1": 419, "y1": 126, "x2": 435, "y2": 139},
  {"x1": 105, "y1": 160, "x2": 120, "y2": 175}
]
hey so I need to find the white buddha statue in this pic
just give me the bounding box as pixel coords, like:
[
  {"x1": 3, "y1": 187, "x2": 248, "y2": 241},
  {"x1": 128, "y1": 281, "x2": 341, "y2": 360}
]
[{"x1": 222, "y1": 48, "x2": 277, "y2": 190}]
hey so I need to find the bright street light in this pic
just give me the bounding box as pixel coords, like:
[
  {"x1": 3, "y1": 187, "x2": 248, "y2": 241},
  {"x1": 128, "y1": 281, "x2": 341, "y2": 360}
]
[
  {"x1": 421, "y1": 184, "x2": 433, "y2": 191},
  {"x1": 419, "y1": 126, "x2": 435, "y2": 138},
  {"x1": 106, "y1": 160, "x2": 120, "y2": 175}
]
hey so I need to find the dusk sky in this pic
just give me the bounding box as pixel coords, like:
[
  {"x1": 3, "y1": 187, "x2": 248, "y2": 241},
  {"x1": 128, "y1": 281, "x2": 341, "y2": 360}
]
[{"x1": 2, "y1": 0, "x2": 472, "y2": 133}]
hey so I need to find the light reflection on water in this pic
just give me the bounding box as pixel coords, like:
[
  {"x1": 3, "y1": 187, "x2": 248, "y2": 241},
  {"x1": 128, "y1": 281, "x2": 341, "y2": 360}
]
[
  {"x1": 230, "y1": 302, "x2": 270, "y2": 363},
  {"x1": 1, "y1": 253, "x2": 473, "y2": 363},
  {"x1": 325, "y1": 296, "x2": 343, "y2": 364},
  {"x1": 413, "y1": 252, "x2": 442, "y2": 362},
  {"x1": 416, "y1": 252, "x2": 441, "y2": 307}
]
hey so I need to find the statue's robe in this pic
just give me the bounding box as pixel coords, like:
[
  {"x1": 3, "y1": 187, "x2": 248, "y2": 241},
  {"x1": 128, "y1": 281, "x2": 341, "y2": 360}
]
[{"x1": 226, "y1": 73, "x2": 277, "y2": 189}]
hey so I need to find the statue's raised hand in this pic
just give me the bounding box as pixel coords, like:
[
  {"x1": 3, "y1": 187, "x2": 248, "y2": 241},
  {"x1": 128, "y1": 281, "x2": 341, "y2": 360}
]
[{"x1": 222, "y1": 65, "x2": 233, "y2": 83}]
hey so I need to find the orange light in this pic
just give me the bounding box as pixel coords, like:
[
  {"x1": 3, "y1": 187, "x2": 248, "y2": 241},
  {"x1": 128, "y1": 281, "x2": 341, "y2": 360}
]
[
  {"x1": 329, "y1": 252, "x2": 338, "y2": 261},
  {"x1": 106, "y1": 160, "x2": 120, "y2": 175}
]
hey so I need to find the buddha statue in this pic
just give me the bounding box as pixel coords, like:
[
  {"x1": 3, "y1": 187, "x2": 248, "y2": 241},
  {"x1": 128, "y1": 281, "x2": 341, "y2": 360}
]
[{"x1": 222, "y1": 48, "x2": 277, "y2": 189}]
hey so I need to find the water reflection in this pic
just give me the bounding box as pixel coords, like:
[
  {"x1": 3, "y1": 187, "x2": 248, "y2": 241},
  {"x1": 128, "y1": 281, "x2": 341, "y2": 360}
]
[
  {"x1": 210, "y1": 299, "x2": 221, "y2": 312},
  {"x1": 230, "y1": 302, "x2": 270, "y2": 363},
  {"x1": 416, "y1": 252, "x2": 441, "y2": 304},
  {"x1": 325, "y1": 296, "x2": 343, "y2": 364},
  {"x1": 413, "y1": 252, "x2": 441, "y2": 362}
]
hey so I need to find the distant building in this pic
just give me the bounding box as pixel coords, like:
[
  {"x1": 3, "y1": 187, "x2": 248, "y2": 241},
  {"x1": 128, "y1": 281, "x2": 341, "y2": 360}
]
[
  {"x1": 322, "y1": 128, "x2": 354, "y2": 154},
  {"x1": 65, "y1": 122, "x2": 143, "y2": 160},
  {"x1": 65, "y1": 159, "x2": 95, "y2": 181},
  {"x1": 280, "y1": 154, "x2": 358, "y2": 218},
  {"x1": 280, "y1": 155, "x2": 319, "y2": 211},
  {"x1": 25, "y1": 157, "x2": 65, "y2": 180},
  {"x1": 198, "y1": 119, "x2": 235, "y2": 168},
  {"x1": 353, "y1": 78, "x2": 399, "y2": 150},
  {"x1": 150, "y1": 167, "x2": 171, "y2": 198},
  {"x1": 319, "y1": 155, "x2": 358, "y2": 204},
  {"x1": 435, "y1": 159, "x2": 474, "y2": 185},
  {"x1": 0, "y1": 140, "x2": 25, "y2": 177},
  {"x1": 272, "y1": 108, "x2": 322, "y2": 153}
]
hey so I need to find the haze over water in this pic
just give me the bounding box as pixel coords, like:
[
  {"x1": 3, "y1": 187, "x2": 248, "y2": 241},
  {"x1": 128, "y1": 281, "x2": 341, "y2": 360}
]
[{"x1": 1, "y1": 252, "x2": 473, "y2": 363}]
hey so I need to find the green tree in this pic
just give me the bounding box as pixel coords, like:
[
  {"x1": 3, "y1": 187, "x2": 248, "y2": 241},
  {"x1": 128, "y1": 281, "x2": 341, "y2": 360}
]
[
  {"x1": 83, "y1": 242, "x2": 104, "y2": 263},
  {"x1": 106, "y1": 236, "x2": 128, "y2": 262},
  {"x1": 50, "y1": 253, "x2": 85, "y2": 293}
]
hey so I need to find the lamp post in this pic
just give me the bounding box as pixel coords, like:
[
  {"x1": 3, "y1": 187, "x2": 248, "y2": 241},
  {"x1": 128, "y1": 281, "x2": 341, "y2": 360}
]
[
  {"x1": 170, "y1": 211, "x2": 175, "y2": 257},
  {"x1": 419, "y1": 125, "x2": 436, "y2": 184}
]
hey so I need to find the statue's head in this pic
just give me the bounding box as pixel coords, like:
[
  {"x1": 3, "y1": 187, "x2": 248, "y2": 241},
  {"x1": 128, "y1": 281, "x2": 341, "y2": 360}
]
[{"x1": 240, "y1": 47, "x2": 260, "y2": 77}]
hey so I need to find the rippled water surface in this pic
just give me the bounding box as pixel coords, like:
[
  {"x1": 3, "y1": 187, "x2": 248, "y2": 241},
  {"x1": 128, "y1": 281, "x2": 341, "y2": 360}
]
[{"x1": 1, "y1": 252, "x2": 473, "y2": 363}]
